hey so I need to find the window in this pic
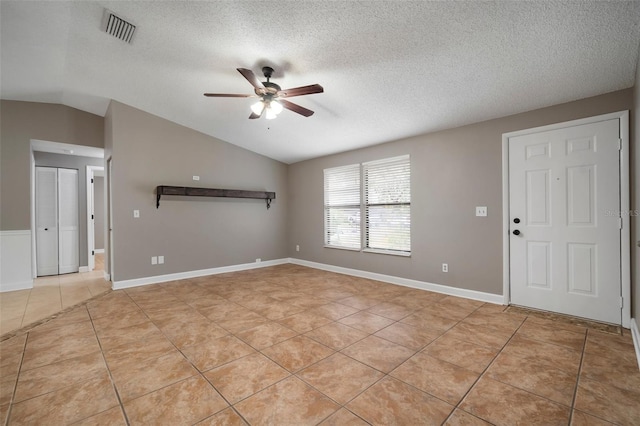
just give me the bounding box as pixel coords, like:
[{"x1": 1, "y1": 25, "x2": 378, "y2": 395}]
[
  {"x1": 324, "y1": 155, "x2": 410, "y2": 255},
  {"x1": 324, "y1": 164, "x2": 361, "y2": 249},
  {"x1": 364, "y1": 155, "x2": 411, "y2": 253}
]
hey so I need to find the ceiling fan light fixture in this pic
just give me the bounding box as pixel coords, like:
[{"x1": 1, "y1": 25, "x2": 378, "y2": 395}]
[
  {"x1": 250, "y1": 100, "x2": 265, "y2": 115},
  {"x1": 270, "y1": 100, "x2": 283, "y2": 115},
  {"x1": 265, "y1": 107, "x2": 278, "y2": 120}
]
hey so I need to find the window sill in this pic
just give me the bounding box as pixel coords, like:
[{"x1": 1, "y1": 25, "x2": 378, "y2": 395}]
[
  {"x1": 363, "y1": 248, "x2": 411, "y2": 257},
  {"x1": 324, "y1": 245, "x2": 361, "y2": 252},
  {"x1": 324, "y1": 245, "x2": 411, "y2": 257}
]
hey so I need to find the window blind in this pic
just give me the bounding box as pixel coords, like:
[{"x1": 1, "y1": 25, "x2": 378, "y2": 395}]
[
  {"x1": 364, "y1": 155, "x2": 411, "y2": 253},
  {"x1": 324, "y1": 164, "x2": 361, "y2": 249}
]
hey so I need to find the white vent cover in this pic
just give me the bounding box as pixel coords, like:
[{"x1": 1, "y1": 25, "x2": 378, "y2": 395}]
[{"x1": 101, "y1": 9, "x2": 136, "y2": 44}]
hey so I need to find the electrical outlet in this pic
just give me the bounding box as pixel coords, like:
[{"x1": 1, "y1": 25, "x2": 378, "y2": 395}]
[
  {"x1": 296, "y1": 245, "x2": 300, "y2": 252},
  {"x1": 256, "y1": 258, "x2": 261, "y2": 263},
  {"x1": 151, "y1": 256, "x2": 158, "y2": 265},
  {"x1": 442, "y1": 263, "x2": 448, "y2": 273},
  {"x1": 192, "y1": 176, "x2": 200, "y2": 181},
  {"x1": 133, "y1": 209, "x2": 140, "y2": 218},
  {"x1": 158, "y1": 256, "x2": 164, "y2": 264},
  {"x1": 475, "y1": 206, "x2": 487, "y2": 217}
]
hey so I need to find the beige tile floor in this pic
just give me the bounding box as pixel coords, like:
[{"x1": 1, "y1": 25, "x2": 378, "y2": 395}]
[
  {"x1": 0, "y1": 254, "x2": 110, "y2": 335},
  {"x1": 1, "y1": 264, "x2": 639, "y2": 425}
]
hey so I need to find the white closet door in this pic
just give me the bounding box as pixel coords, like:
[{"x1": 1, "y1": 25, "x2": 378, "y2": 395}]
[
  {"x1": 58, "y1": 168, "x2": 79, "y2": 274},
  {"x1": 36, "y1": 167, "x2": 59, "y2": 276}
]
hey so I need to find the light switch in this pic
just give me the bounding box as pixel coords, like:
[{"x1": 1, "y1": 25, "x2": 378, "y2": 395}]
[
  {"x1": 158, "y1": 256, "x2": 164, "y2": 264},
  {"x1": 133, "y1": 210, "x2": 140, "y2": 218},
  {"x1": 193, "y1": 176, "x2": 200, "y2": 181},
  {"x1": 151, "y1": 256, "x2": 157, "y2": 265},
  {"x1": 475, "y1": 206, "x2": 487, "y2": 217}
]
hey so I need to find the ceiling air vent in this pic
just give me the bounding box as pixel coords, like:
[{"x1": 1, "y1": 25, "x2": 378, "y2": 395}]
[{"x1": 101, "y1": 9, "x2": 136, "y2": 44}]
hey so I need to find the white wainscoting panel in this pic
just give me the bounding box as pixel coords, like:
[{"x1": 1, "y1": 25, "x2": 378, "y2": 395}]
[{"x1": 1, "y1": 230, "x2": 34, "y2": 292}]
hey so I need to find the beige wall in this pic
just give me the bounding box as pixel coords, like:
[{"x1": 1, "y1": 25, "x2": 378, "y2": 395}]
[
  {"x1": 288, "y1": 89, "x2": 634, "y2": 297},
  {"x1": 0, "y1": 100, "x2": 104, "y2": 230},
  {"x1": 106, "y1": 101, "x2": 288, "y2": 282}
]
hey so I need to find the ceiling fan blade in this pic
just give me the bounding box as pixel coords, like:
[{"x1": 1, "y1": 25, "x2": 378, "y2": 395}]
[
  {"x1": 204, "y1": 93, "x2": 253, "y2": 97},
  {"x1": 279, "y1": 99, "x2": 314, "y2": 117},
  {"x1": 249, "y1": 111, "x2": 262, "y2": 119},
  {"x1": 277, "y1": 84, "x2": 324, "y2": 98},
  {"x1": 237, "y1": 68, "x2": 266, "y2": 94}
]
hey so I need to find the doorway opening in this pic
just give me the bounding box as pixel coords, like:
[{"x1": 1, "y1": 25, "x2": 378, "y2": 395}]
[{"x1": 30, "y1": 139, "x2": 105, "y2": 278}]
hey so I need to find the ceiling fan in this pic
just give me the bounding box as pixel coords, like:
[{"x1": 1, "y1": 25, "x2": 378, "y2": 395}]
[{"x1": 204, "y1": 67, "x2": 323, "y2": 119}]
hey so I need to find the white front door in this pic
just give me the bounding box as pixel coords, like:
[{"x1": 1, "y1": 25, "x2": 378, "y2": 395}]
[
  {"x1": 36, "y1": 167, "x2": 58, "y2": 276},
  {"x1": 509, "y1": 118, "x2": 621, "y2": 324},
  {"x1": 58, "y1": 168, "x2": 79, "y2": 274}
]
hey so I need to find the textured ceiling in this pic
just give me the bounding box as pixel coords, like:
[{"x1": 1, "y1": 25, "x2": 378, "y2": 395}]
[{"x1": 2, "y1": 1, "x2": 639, "y2": 164}]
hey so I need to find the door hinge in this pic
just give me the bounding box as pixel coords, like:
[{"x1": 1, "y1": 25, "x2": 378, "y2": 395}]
[
  {"x1": 91, "y1": 214, "x2": 94, "y2": 219},
  {"x1": 617, "y1": 139, "x2": 622, "y2": 150},
  {"x1": 91, "y1": 178, "x2": 94, "y2": 183},
  {"x1": 620, "y1": 296, "x2": 624, "y2": 308},
  {"x1": 92, "y1": 250, "x2": 95, "y2": 256},
  {"x1": 619, "y1": 218, "x2": 623, "y2": 229}
]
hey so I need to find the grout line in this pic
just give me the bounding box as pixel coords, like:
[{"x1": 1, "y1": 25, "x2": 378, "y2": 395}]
[
  {"x1": 18, "y1": 289, "x2": 34, "y2": 329},
  {"x1": 443, "y1": 313, "x2": 528, "y2": 423},
  {"x1": 568, "y1": 330, "x2": 589, "y2": 424},
  {"x1": 3, "y1": 331, "x2": 29, "y2": 426},
  {"x1": 87, "y1": 310, "x2": 131, "y2": 426}
]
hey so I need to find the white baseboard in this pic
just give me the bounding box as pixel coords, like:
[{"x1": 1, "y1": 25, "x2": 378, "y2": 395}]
[
  {"x1": 113, "y1": 258, "x2": 289, "y2": 290},
  {"x1": 111, "y1": 256, "x2": 503, "y2": 305},
  {"x1": 103, "y1": 272, "x2": 111, "y2": 281},
  {"x1": 79, "y1": 266, "x2": 90, "y2": 273},
  {"x1": 289, "y1": 258, "x2": 504, "y2": 305},
  {"x1": 94, "y1": 249, "x2": 105, "y2": 254},
  {"x1": 631, "y1": 318, "x2": 640, "y2": 370}
]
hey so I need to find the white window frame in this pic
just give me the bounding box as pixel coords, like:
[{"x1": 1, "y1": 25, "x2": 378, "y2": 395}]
[{"x1": 324, "y1": 155, "x2": 411, "y2": 256}]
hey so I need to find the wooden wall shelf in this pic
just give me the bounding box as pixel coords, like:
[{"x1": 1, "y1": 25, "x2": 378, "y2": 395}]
[{"x1": 156, "y1": 186, "x2": 276, "y2": 209}]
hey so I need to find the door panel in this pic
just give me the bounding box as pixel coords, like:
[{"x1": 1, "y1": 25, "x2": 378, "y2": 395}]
[
  {"x1": 509, "y1": 119, "x2": 621, "y2": 324},
  {"x1": 58, "y1": 168, "x2": 79, "y2": 274},
  {"x1": 36, "y1": 167, "x2": 58, "y2": 276}
]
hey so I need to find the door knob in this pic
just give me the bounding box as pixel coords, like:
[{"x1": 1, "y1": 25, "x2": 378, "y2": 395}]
[
  {"x1": 513, "y1": 218, "x2": 520, "y2": 224},
  {"x1": 44, "y1": 228, "x2": 48, "y2": 231},
  {"x1": 513, "y1": 230, "x2": 521, "y2": 236}
]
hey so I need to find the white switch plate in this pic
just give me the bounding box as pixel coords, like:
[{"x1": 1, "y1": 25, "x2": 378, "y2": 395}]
[
  {"x1": 192, "y1": 176, "x2": 200, "y2": 181},
  {"x1": 442, "y1": 263, "x2": 448, "y2": 273},
  {"x1": 476, "y1": 206, "x2": 487, "y2": 217},
  {"x1": 151, "y1": 256, "x2": 158, "y2": 265},
  {"x1": 133, "y1": 209, "x2": 140, "y2": 218},
  {"x1": 158, "y1": 256, "x2": 164, "y2": 264},
  {"x1": 296, "y1": 245, "x2": 300, "y2": 252},
  {"x1": 256, "y1": 258, "x2": 261, "y2": 263}
]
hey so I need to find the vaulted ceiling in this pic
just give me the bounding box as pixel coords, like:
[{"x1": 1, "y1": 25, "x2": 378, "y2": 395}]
[{"x1": 2, "y1": 1, "x2": 639, "y2": 163}]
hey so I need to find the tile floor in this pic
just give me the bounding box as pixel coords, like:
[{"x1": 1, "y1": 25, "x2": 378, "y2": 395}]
[
  {"x1": 1, "y1": 264, "x2": 639, "y2": 425},
  {"x1": 0, "y1": 254, "x2": 110, "y2": 335}
]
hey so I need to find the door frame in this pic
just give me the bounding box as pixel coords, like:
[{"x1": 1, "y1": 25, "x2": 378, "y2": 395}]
[
  {"x1": 107, "y1": 157, "x2": 114, "y2": 282},
  {"x1": 501, "y1": 110, "x2": 631, "y2": 327},
  {"x1": 86, "y1": 165, "x2": 104, "y2": 271}
]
